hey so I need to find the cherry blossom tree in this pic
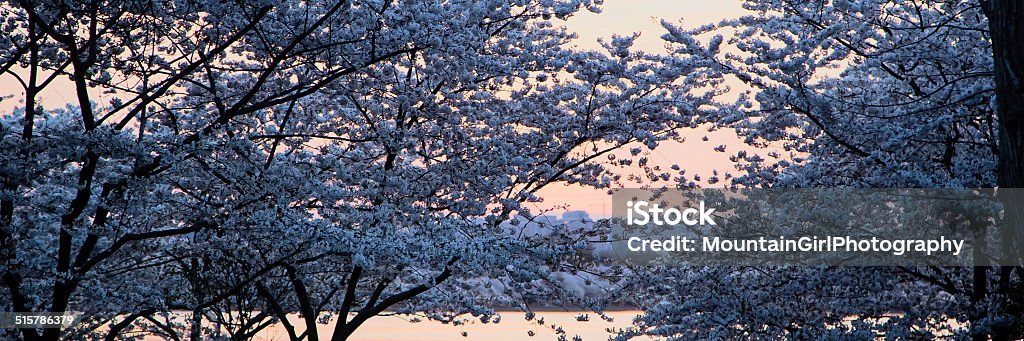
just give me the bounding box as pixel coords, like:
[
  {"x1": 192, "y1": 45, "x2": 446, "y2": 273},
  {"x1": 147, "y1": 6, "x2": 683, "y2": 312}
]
[
  {"x1": 619, "y1": 0, "x2": 1023, "y2": 339},
  {"x1": 0, "y1": 0, "x2": 709, "y2": 340}
]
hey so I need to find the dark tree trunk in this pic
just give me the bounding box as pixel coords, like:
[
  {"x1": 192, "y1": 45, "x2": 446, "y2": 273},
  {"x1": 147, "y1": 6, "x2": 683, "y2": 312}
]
[
  {"x1": 983, "y1": 1, "x2": 1024, "y2": 340},
  {"x1": 986, "y1": 0, "x2": 1024, "y2": 188}
]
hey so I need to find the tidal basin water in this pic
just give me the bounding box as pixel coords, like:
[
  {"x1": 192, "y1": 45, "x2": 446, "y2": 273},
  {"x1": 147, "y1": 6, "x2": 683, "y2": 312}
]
[{"x1": 249, "y1": 311, "x2": 646, "y2": 341}]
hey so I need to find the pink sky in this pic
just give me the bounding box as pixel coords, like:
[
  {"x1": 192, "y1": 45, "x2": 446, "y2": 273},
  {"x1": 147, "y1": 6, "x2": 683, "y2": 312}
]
[{"x1": 530, "y1": 0, "x2": 749, "y2": 219}]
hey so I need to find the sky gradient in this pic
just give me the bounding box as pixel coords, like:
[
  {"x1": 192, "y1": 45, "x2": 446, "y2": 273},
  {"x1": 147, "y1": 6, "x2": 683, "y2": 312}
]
[{"x1": 530, "y1": 0, "x2": 749, "y2": 218}]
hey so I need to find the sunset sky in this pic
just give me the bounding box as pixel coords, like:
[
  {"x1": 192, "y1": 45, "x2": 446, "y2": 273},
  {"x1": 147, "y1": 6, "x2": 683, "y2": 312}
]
[{"x1": 531, "y1": 0, "x2": 749, "y2": 219}]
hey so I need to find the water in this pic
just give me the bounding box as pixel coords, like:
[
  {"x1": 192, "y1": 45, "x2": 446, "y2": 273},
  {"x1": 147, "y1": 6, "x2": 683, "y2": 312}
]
[{"x1": 247, "y1": 311, "x2": 645, "y2": 341}]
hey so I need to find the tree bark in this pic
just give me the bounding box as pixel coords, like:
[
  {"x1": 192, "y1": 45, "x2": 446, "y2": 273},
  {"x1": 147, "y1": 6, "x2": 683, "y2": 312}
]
[
  {"x1": 986, "y1": 0, "x2": 1024, "y2": 188},
  {"x1": 983, "y1": 1, "x2": 1024, "y2": 340}
]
